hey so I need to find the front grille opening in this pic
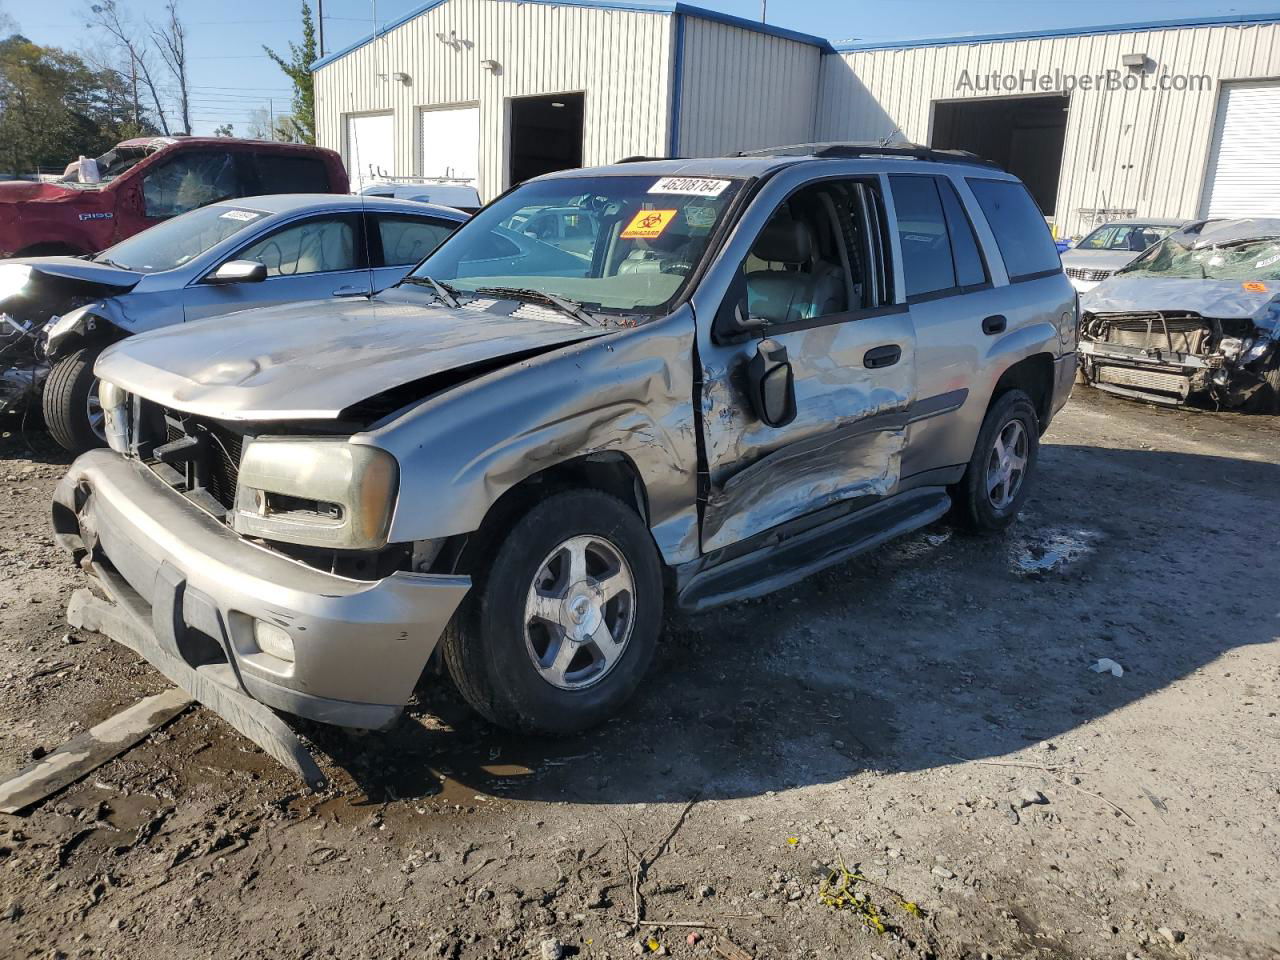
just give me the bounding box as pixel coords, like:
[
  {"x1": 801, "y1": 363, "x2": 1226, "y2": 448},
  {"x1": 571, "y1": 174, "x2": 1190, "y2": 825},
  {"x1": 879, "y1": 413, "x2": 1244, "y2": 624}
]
[{"x1": 156, "y1": 408, "x2": 246, "y2": 512}]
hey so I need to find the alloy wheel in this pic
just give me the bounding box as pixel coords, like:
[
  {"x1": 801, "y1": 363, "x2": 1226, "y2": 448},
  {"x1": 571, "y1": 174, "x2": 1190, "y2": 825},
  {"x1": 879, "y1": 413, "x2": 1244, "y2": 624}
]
[{"x1": 986, "y1": 418, "x2": 1028, "y2": 510}]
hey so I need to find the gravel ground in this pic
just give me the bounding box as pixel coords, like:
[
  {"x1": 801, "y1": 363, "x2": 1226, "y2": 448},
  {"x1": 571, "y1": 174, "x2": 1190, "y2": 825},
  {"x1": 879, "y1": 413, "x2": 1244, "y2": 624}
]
[{"x1": 0, "y1": 388, "x2": 1277, "y2": 960}]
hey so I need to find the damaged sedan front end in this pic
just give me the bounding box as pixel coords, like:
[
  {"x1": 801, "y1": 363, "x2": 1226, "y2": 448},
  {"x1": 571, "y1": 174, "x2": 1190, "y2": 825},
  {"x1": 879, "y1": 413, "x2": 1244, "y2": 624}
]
[{"x1": 1079, "y1": 218, "x2": 1280, "y2": 410}]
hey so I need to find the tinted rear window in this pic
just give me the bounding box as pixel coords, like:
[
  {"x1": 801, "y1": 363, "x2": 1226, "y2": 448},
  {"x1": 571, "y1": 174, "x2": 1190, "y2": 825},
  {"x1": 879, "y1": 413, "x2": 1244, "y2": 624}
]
[
  {"x1": 937, "y1": 178, "x2": 987, "y2": 288},
  {"x1": 255, "y1": 154, "x2": 331, "y2": 193},
  {"x1": 967, "y1": 179, "x2": 1061, "y2": 280},
  {"x1": 889, "y1": 175, "x2": 954, "y2": 298}
]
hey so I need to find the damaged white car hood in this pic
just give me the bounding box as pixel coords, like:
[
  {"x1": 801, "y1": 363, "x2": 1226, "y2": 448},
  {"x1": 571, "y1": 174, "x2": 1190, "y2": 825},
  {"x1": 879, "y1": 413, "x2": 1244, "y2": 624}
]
[
  {"x1": 1082, "y1": 276, "x2": 1280, "y2": 328},
  {"x1": 95, "y1": 296, "x2": 607, "y2": 420}
]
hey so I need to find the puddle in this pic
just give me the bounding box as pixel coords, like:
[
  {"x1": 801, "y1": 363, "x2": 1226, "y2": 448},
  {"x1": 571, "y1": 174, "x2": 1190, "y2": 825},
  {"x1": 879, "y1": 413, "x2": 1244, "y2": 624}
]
[{"x1": 1009, "y1": 527, "x2": 1101, "y2": 578}]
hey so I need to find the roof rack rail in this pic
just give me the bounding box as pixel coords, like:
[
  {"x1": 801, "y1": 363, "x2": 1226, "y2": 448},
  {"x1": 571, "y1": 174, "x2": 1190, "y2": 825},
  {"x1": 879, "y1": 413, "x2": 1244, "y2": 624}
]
[
  {"x1": 615, "y1": 155, "x2": 684, "y2": 163},
  {"x1": 736, "y1": 141, "x2": 1002, "y2": 168}
]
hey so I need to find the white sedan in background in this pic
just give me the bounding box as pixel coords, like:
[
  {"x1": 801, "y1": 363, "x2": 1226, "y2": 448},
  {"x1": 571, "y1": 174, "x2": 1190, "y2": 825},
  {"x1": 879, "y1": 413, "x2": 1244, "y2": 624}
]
[{"x1": 1062, "y1": 218, "x2": 1189, "y2": 292}]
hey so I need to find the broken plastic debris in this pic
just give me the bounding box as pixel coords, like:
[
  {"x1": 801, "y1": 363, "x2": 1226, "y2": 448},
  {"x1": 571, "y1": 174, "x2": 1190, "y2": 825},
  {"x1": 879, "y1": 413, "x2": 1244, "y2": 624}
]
[{"x1": 1090, "y1": 658, "x2": 1124, "y2": 677}]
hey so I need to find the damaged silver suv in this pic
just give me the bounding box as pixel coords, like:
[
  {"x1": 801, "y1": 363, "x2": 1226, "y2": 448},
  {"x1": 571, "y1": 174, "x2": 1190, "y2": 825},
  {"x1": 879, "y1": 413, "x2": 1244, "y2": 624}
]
[{"x1": 52, "y1": 145, "x2": 1077, "y2": 759}]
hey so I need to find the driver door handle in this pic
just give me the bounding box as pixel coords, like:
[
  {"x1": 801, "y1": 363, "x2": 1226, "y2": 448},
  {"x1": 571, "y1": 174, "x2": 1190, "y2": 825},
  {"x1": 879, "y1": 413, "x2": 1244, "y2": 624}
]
[
  {"x1": 332, "y1": 285, "x2": 367, "y2": 298},
  {"x1": 864, "y1": 344, "x2": 901, "y2": 369}
]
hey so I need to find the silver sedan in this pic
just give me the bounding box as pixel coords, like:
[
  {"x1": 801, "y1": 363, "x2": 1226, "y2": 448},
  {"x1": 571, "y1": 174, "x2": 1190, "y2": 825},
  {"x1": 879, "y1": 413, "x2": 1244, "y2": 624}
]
[{"x1": 0, "y1": 194, "x2": 467, "y2": 451}]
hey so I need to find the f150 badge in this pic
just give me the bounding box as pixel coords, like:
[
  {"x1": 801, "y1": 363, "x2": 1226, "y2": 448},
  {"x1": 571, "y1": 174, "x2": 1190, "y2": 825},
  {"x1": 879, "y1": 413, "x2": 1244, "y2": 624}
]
[{"x1": 77, "y1": 212, "x2": 114, "y2": 221}]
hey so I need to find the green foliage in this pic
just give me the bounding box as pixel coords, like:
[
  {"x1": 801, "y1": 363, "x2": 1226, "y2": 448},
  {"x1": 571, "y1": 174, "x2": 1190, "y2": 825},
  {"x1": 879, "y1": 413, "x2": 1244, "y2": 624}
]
[
  {"x1": 0, "y1": 34, "x2": 155, "y2": 175},
  {"x1": 264, "y1": 2, "x2": 316, "y2": 145}
]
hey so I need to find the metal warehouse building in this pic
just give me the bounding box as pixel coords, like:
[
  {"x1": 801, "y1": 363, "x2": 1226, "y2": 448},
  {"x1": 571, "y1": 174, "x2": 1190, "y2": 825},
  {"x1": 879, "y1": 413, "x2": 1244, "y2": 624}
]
[{"x1": 313, "y1": 2, "x2": 1280, "y2": 236}]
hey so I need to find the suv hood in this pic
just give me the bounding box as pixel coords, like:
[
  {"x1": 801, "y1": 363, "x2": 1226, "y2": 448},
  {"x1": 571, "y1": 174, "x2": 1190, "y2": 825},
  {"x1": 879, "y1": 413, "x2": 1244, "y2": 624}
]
[
  {"x1": 1082, "y1": 276, "x2": 1280, "y2": 327},
  {"x1": 96, "y1": 296, "x2": 609, "y2": 421}
]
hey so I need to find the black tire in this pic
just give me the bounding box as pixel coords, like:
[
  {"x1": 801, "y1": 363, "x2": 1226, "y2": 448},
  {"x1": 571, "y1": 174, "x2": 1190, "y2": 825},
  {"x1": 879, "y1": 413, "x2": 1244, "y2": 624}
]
[
  {"x1": 1244, "y1": 359, "x2": 1280, "y2": 414},
  {"x1": 951, "y1": 388, "x2": 1040, "y2": 532},
  {"x1": 43, "y1": 347, "x2": 105, "y2": 454},
  {"x1": 442, "y1": 489, "x2": 663, "y2": 735}
]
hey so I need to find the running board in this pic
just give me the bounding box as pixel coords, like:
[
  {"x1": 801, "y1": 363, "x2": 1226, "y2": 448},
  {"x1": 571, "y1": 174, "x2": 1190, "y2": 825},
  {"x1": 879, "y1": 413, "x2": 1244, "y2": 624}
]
[
  {"x1": 677, "y1": 488, "x2": 952, "y2": 613},
  {"x1": 67, "y1": 584, "x2": 328, "y2": 791}
]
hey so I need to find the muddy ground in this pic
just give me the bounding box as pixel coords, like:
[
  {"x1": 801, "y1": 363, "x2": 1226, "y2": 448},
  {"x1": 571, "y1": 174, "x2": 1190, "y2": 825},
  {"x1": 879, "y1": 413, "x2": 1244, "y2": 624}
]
[{"x1": 0, "y1": 389, "x2": 1277, "y2": 960}]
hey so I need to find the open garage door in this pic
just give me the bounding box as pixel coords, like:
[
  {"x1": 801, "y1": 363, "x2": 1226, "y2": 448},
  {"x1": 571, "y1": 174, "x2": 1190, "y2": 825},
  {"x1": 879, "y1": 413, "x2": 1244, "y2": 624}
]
[
  {"x1": 508, "y1": 93, "x2": 584, "y2": 188},
  {"x1": 1202, "y1": 81, "x2": 1280, "y2": 218},
  {"x1": 420, "y1": 104, "x2": 480, "y2": 190},
  {"x1": 345, "y1": 112, "x2": 394, "y2": 192},
  {"x1": 931, "y1": 95, "x2": 1068, "y2": 215}
]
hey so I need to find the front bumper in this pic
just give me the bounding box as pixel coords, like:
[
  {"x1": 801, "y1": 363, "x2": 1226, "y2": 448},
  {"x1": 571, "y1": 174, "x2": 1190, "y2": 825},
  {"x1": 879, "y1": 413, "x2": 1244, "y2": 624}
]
[{"x1": 52, "y1": 449, "x2": 470, "y2": 730}]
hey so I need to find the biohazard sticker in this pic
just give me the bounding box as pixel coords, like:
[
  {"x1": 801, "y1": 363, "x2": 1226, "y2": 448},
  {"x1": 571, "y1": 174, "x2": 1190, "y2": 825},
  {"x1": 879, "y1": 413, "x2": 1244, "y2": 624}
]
[
  {"x1": 1243, "y1": 281, "x2": 1269, "y2": 293},
  {"x1": 648, "y1": 177, "x2": 730, "y2": 197},
  {"x1": 621, "y1": 209, "x2": 678, "y2": 239}
]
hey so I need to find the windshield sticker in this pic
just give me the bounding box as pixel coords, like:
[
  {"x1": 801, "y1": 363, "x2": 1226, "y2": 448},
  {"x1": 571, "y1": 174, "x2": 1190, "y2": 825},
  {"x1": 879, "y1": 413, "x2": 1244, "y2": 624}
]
[
  {"x1": 1243, "y1": 281, "x2": 1269, "y2": 293},
  {"x1": 621, "y1": 209, "x2": 678, "y2": 239},
  {"x1": 1256, "y1": 252, "x2": 1280, "y2": 270},
  {"x1": 220, "y1": 210, "x2": 260, "y2": 222},
  {"x1": 684, "y1": 205, "x2": 718, "y2": 229},
  {"x1": 648, "y1": 177, "x2": 730, "y2": 197}
]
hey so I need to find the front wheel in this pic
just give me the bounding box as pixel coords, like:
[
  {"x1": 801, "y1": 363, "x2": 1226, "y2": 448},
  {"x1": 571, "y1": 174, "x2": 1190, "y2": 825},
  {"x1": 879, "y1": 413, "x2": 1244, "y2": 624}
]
[
  {"x1": 43, "y1": 347, "x2": 106, "y2": 454},
  {"x1": 442, "y1": 489, "x2": 663, "y2": 735},
  {"x1": 951, "y1": 389, "x2": 1040, "y2": 532},
  {"x1": 1243, "y1": 358, "x2": 1280, "y2": 414}
]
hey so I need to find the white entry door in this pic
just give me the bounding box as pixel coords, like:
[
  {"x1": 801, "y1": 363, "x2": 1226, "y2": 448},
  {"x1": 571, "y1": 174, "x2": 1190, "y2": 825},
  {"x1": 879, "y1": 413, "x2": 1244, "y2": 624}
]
[
  {"x1": 420, "y1": 104, "x2": 480, "y2": 189},
  {"x1": 346, "y1": 112, "x2": 395, "y2": 192},
  {"x1": 1202, "y1": 81, "x2": 1280, "y2": 218}
]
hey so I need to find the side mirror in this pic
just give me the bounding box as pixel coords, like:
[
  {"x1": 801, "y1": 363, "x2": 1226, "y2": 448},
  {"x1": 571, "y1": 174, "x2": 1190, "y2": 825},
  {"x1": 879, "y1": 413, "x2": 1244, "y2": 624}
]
[
  {"x1": 746, "y1": 338, "x2": 797, "y2": 427},
  {"x1": 207, "y1": 260, "x2": 267, "y2": 284}
]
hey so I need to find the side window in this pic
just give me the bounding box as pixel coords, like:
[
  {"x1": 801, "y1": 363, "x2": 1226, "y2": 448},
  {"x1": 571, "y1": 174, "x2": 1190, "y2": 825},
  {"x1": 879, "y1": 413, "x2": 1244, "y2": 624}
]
[
  {"x1": 967, "y1": 179, "x2": 1061, "y2": 280},
  {"x1": 936, "y1": 179, "x2": 988, "y2": 288},
  {"x1": 142, "y1": 151, "x2": 238, "y2": 219},
  {"x1": 254, "y1": 155, "x2": 332, "y2": 194},
  {"x1": 742, "y1": 180, "x2": 879, "y2": 326},
  {"x1": 235, "y1": 216, "x2": 357, "y2": 277},
  {"x1": 377, "y1": 215, "x2": 455, "y2": 266},
  {"x1": 888, "y1": 175, "x2": 955, "y2": 299}
]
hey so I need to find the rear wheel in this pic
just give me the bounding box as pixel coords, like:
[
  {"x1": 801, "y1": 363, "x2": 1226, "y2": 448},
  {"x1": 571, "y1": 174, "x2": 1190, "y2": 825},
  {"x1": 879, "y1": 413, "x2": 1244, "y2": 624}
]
[
  {"x1": 442, "y1": 489, "x2": 663, "y2": 735},
  {"x1": 43, "y1": 347, "x2": 106, "y2": 454},
  {"x1": 951, "y1": 388, "x2": 1040, "y2": 532}
]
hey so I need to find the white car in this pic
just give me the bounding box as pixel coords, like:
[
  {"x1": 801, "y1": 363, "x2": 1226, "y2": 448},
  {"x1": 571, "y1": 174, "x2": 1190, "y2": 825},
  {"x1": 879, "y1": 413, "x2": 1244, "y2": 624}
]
[{"x1": 1061, "y1": 218, "x2": 1188, "y2": 292}]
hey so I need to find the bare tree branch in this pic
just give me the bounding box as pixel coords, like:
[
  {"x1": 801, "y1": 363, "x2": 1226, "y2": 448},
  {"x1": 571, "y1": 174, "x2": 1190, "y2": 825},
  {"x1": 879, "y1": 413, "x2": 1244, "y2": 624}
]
[
  {"x1": 87, "y1": 1, "x2": 169, "y2": 135},
  {"x1": 149, "y1": 0, "x2": 188, "y2": 134}
]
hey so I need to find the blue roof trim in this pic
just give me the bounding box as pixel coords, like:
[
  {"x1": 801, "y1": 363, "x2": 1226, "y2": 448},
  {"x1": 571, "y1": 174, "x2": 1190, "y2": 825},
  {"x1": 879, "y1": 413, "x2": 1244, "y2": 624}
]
[
  {"x1": 835, "y1": 11, "x2": 1280, "y2": 52},
  {"x1": 310, "y1": 0, "x2": 832, "y2": 71}
]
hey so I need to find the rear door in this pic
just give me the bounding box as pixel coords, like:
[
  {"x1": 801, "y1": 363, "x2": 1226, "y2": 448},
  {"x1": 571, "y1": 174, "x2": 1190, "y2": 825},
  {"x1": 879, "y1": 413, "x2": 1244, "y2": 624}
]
[
  {"x1": 888, "y1": 172, "x2": 1008, "y2": 480},
  {"x1": 695, "y1": 169, "x2": 917, "y2": 553},
  {"x1": 183, "y1": 213, "x2": 370, "y2": 321}
]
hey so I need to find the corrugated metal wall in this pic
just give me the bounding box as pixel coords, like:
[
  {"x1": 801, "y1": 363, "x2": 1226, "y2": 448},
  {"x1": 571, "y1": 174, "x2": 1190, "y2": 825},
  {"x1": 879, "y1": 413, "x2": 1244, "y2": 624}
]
[
  {"x1": 676, "y1": 16, "x2": 821, "y2": 156},
  {"x1": 817, "y1": 22, "x2": 1280, "y2": 235},
  {"x1": 313, "y1": 0, "x2": 674, "y2": 201}
]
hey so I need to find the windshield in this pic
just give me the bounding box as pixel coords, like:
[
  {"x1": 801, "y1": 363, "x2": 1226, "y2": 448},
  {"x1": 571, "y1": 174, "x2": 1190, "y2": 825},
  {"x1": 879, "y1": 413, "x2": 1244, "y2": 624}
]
[
  {"x1": 1117, "y1": 234, "x2": 1280, "y2": 281},
  {"x1": 96, "y1": 204, "x2": 268, "y2": 273},
  {"x1": 408, "y1": 174, "x2": 743, "y2": 314},
  {"x1": 1076, "y1": 223, "x2": 1177, "y2": 253}
]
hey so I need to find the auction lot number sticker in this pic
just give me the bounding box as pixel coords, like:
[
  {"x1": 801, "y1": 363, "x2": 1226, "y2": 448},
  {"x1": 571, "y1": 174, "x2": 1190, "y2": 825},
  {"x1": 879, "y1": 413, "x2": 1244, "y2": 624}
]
[{"x1": 648, "y1": 177, "x2": 731, "y2": 197}]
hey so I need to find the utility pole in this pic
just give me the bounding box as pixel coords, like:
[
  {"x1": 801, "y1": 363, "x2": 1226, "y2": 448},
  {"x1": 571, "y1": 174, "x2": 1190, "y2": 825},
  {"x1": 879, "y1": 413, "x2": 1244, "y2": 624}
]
[
  {"x1": 317, "y1": 0, "x2": 325, "y2": 57},
  {"x1": 760, "y1": 0, "x2": 767, "y2": 23},
  {"x1": 268, "y1": 98, "x2": 275, "y2": 140}
]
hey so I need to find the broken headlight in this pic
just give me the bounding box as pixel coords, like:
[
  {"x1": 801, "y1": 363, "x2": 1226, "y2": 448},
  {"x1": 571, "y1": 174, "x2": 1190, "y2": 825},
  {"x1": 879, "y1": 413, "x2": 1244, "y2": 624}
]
[
  {"x1": 1218, "y1": 336, "x2": 1245, "y2": 361},
  {"x1": 231, "y1": 439, "x2": 399, "y2": 551}
]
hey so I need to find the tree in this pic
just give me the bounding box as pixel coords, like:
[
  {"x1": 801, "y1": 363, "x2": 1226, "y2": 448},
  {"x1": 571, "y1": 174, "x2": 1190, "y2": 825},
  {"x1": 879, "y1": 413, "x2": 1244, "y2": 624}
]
[
  {"x1": 150, "y1": 0, "x2": 189, "y2": 135},
  {"x1": 264, "y1": 2, "x2": 316, "y2": 145},
  {"x1": 0, "y1": 35, "x2": 147, "y2": 174},
  {"x1": 88, "y1": 0, "x2": 170, "y2": 135},
  {"x1": 212, "y1": 122, "x2": 235, "y2": 137}
]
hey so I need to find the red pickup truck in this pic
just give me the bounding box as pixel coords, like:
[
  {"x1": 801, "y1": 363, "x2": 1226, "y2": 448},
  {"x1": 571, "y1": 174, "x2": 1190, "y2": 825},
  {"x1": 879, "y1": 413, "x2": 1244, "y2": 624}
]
[{"x1": 0, "y1": 137, "x2": 348, "y2": 258}]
